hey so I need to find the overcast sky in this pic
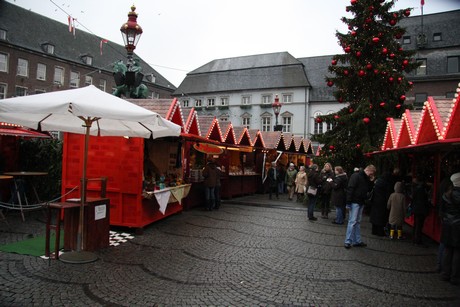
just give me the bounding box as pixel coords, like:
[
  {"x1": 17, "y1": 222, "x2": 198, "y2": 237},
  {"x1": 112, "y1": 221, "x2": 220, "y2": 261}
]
[{"x1": 7, "y1": 0, "x2": 460, "y2": 87}]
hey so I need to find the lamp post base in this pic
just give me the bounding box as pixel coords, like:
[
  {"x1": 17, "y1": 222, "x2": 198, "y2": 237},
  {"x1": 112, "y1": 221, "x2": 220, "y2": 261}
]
[{"x1": 59, "y1": 251, "x2": 98, "y2": 264}]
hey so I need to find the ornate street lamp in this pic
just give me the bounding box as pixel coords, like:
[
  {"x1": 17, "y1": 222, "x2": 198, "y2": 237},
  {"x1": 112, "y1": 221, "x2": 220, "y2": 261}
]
[
  {"x1": 272, "y1": 95, "x2": 283, "y2": 131},
  {"x1": 114, "y1": 5, "x2": 147, "y2": 98}
]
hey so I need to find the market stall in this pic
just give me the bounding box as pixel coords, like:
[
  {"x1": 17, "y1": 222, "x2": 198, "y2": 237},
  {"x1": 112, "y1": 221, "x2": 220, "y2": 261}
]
[{"x1": 375, "y1": 91, "x2": 460, "y2": 242}]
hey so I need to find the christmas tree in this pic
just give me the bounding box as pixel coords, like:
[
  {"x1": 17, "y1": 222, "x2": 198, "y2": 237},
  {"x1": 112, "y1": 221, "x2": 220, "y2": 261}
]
[{"x1": 313, "y1": 0, "x2": 420, "y2": 169}]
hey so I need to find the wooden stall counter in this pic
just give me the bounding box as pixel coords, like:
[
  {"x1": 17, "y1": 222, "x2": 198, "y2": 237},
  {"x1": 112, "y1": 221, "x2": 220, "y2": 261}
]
[{"x1": 221, "y1": 174, "x2": 260, "y2": 199}]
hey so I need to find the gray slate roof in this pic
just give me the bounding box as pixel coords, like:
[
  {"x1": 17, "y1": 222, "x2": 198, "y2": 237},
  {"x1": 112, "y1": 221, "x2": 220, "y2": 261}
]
[
  {"x1": 298, "y1": 55, "x2": 336, "y2": 102},
  {"x1": 0, "y1": 1, "x2": 175, "y2": 90},
  {"x1": 174, "y1": 52, "x2": 310, "y2": 95}
]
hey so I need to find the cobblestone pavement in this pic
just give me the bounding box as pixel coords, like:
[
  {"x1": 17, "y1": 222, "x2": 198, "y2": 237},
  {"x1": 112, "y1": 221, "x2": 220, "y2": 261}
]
[{"x1": 1, "y1": 194, "x2": 459, "y2": 306}]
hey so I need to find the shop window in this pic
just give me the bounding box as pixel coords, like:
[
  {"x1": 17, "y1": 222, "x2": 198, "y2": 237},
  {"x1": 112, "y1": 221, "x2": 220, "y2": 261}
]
[
  {"x1": 99, "y1": 79, "x2": 106, "y2": 92},
  {"x1": 70, "y1": 71, "x2": 80, "y2": 88},
  {"x1": 54, "y1": 66, "x2": 64, "y2": 85},
  {"x1": 414, "y1": 93, "x2": 428, "y2": 110},
  {"x1": 0, "y1": 83, "x2": 7, "y2": 99},
  {"x1": 447, "y1": 56, "x2": 459, "y2": 73},
  {"x1": 261, "y1": 116, "x2": 271, "y2": 132},
  {"x1": 416, "y1": 59, "x2": 427, "y2": 75},
  {"x1": 15, "y1": 86, "x2": 27, "y2": 96},
  {"x1": 37, "y1": 63, "x2": 46, "y2": 81},
  {"x1": 0, "y1": 52, "x2": 8, "y2": 72},
  {"x1": 17, "y1": 58, "x2": 28, "y2": 77}
]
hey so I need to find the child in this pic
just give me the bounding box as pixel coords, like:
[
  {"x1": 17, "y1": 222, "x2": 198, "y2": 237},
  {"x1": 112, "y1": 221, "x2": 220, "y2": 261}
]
[{"x1": 387, "y1": 182, "x2": 407, "y2": 240}]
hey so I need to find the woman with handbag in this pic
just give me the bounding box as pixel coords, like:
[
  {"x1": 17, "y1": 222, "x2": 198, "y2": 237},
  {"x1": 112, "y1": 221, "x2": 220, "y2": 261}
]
[
  {"x1": 307, "y1": 164, "x2": 322, "y2": 221},
  {"x1": 295, "y1": 165, "x2": 308, "y2": 202}
]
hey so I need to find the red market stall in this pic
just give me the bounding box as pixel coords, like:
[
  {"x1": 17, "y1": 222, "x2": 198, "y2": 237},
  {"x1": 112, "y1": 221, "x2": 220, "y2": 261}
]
[{"x1": 376, "y1": 86, "x2": 460, "y2": 242}]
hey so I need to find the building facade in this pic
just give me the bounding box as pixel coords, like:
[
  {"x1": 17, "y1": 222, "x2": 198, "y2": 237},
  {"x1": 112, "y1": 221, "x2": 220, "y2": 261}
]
[
  {"x1": 174, "y1": 10, "x2": 460, "y2": 139},
  {"x1": 0, "y1": 1, "x2": 176, "y2": 102}
]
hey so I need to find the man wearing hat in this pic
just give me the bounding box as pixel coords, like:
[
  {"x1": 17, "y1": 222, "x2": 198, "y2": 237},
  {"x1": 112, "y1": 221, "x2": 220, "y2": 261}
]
[{"x1": 440, "y1": 172, "x2": 460, "y2": 285}]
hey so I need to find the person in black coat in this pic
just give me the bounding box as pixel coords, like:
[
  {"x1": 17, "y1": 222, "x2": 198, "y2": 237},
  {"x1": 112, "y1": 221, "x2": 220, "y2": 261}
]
[
  {"x1": 267, "y1": 162, "x2": 280, "y2": 200},
  {"x1": 307, "y1": 164, "x2": 322, "y2": 221},
  {"x1": 369, "y1": 172, "x2": 393, "y2": 236},
  {"x1": 330, "y1": 166, "x2": 348, "y2": 225},
  {"x1": 411, "y1": 174, "x2": 432, "y2": 246},
  {"x1": 440, "y1": 172, "x2": 460, "y2": 285}
]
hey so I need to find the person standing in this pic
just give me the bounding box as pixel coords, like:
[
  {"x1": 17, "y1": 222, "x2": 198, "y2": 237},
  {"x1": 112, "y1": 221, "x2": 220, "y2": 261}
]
[
  {"x1": 277, "y1": 163, "x2": 286, "y2": 195},
  {"x1": 320, "y1": 162, "x2": 334, "y2": 219},
  {"x1": 285, "y1": 163, "x2": 298, "y2": 201},
  {"x1": 440, "y1": 172, "x2": 460, "y2": 285},
  {"x1": 267, "y1": 162, "x2": 279, "y2": 200},
  {"x1": 331, "y1": 166, "x2": 348, "y2": 225},
  {"x1": 202, "y1": 157, "x2": 219, "y2": 211},
  {"x1": 370, "y1": 172, "x2": 392, "y2": 237},
  {"x1": 344, "y1": 164, "x2": 376, "y2": 249},
  {"x1": 295, "y1": 165, "x2": 308, "y2": 202},
  {"x1": 307, "y1": 164, "x2": 322, "y2": 221},
  {"x1": 214, "y1": 162, "x2": 223, "y2": 210},
  {"x1": 387, "y1": 182, "x2": 407, "y2": 240},
  {"x1": 411, "y1": 174, "x2": 431, "y2": 246}
]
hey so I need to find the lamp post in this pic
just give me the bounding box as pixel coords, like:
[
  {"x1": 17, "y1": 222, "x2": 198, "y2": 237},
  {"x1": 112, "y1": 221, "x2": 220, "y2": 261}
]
[
  {"x1": 272, "y1": 94, "x2": 283, "y2": 131},
  {"x1": 114, "y1": 5, "x2": 146, "y2": 98}
]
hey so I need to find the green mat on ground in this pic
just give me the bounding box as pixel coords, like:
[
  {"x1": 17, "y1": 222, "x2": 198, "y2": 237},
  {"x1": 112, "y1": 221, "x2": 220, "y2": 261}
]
[{"x1": 0, "y1": 233, "x2": 64, "y2": 257}]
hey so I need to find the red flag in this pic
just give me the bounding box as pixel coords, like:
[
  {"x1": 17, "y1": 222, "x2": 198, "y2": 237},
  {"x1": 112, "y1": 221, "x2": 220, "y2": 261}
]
[
  {"x1": 68, "y1": 15, "x2": 72, "y2": 32},
  {"x1": 100, "y1": 39, "x2": 108, "y2": 55},
  {"x1": 421, "y1": 0, "x2": 425, "y2": 6}
]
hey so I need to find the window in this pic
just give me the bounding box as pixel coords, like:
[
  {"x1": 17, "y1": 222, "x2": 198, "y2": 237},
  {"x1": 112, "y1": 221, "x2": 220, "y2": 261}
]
[
  {"x1": 85, "y1": 75, "x2": 93, "y2": 86},
  {"x1": 446, "y1": 92, "x2": 456, "y2": 99},
  {"x1": 183, "y1": 99, "x2": 189, "y2": 107},
  {"x1": 0, "y1": 29, "x2": 6, "y2": 40},
  {"x1": 313, "y1": 112, "x2": 323, "y2": 135},
  {"x1": 433, "y1": 33, "x2": 442, "y2": 42},
  {"x1": 147, "y1": 74, "x2": 156, "y2": 83},
  {"x1": 36, "y1": 63, "x2": 46, "y2": 80},
  {"x1": 35, "y1": 89, "x2": 46, "y2": 94},
  {"x1": 0, "y1": 83, "x2": 7, "y2": 99},
  {"x1": 414, "y1": 93, "x2": 428, "y2": 109},
  {"x1": 447, "y1": 56, "x2": 459, "y2": 73},
  {"x1": 195, "y1": 99, "x2": 202, "y2": 107},
  {"x1": 15, "y1": 86, "x2": 27, "y2": 96},
  {"x1": 242, "y1": 96, "x2": 251, "y2": 105},
  {"x1": 262, "y1": 94, "x2": 272, "y2": 104},
  {"x1": 219, "y1": 115, "x2": 229, "y2": 122},
  {"x1": 242, "y1": 117, "x2": 250, "y2": 128},
  {"x1": 282, "y1": 94, "x2": 292, "y2": 103},
  {"x1": 54, "y1": 66, "x2": 64, "y2": 85},
  {"x1": 282, "y1": 116, "x2": 292, "y2": 133},
  {"x1": 403, "y1": 36, "x2": 411, "y2": 44},
  {"x1": 0, "y1": 53, "x2": 8, "y2": 72},
  {"x1": 261, "y1": 116, "x2": 271, "y2": 132},
  {"x1": 220, "y1": 97, "x2": 228, "y2": 106},
  {"x1": 17, "y1": 58, "x2": 28, "y2": 77},
  {"x1": 82, "y1": 55, "x2": 93, "y2": 66},
  {"x1": 416, "y1": 59, "x2": 427, "y2": 75},
  {"x1": 207, "y1": 98, "x2": 215, "y2": 107},
  {"x1": 99, "y1": 79, "x2": 106, "y2": 92},
  {"x1": 43, "y1": 44, "x2": 55, "y2": 55},
  {"x1": 150, "y1": 92, "x2": 159, "y2": 99},
  {"x1": 70, "y1": 71, "x2": 80, "y2": 88}
]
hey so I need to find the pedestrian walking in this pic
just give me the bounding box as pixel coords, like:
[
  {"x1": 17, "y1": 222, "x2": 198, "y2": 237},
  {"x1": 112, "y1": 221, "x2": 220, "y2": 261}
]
[
  {"x1": 202, "y1": 156, "x2": 219, "y2": 211},
  {"x1": 320, "y1": 162, "x2": 334, "y2": 219},
  {"x1": 295, "y1": 165, "x2": 308, "y2": 202},
  {"x1": 267, "y1": 161, "x2": 280, "y2": 200},
  {"x1": 307, "y1": 164, "x2": 322, "y2": 221},
  {"x1": 344, "y1": 164, "x2": 376, "y2": 249},
  {"x1": 277, "y1": 163, "x2": 286, "y2": 195}
]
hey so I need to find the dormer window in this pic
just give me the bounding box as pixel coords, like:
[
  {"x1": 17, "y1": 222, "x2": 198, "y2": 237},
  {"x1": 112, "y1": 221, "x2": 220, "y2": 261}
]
[
  {"x1": 41, "y1": 43, "x2": 55, "y2": 55},
  {"x1": 147, "y1": 74, "x2": 156, "y2": 83},
  {"x1": 0, "y1": 29, "x2": 7, "y2": 40},
  {"x1": 433, "y1": 32, "x2": 442, "y2": 42},
  {"x1": 80, "y1": 55, "x2": 93, "y2": 66}
]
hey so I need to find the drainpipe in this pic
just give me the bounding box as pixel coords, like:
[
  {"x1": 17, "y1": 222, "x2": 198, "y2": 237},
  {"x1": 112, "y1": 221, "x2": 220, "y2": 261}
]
[{"x1": 304, "y1": 87, "x2": 310, "y2": 139}]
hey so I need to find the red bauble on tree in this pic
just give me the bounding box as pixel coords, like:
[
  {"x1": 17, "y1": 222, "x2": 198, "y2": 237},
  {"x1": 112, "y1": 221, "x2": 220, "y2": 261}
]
[
  {"x1": 403, "y1": 59, "x2": 409, "y2": 66},
  {"x1": 389, "y1": 53, "x2": 395, "y2": 59},
  {"x1": 356, "y1": 51, "x2": 362, "y2": 57},
  {"x1": 351, "y1": 30, "x2": 357, "y2": 37},
  {"x1": 349, "y1": 108, "x2": 354, "y2": 113},
  {"x1": 350, "y1": 0, "x2": 357, "y2": 4},
  {"x1": 345, "y1": 46, "x2": 351, "y2": 53},
  {"x1": 399, "y1": 95, "x2": 406, "y2": 101},
  {"x1": 395, "y1": 104, "x2": 402, "y2": 109},
  {"x1": 356, "y1": 144, "x2": 361, "y2": 148},
  {"x1": 334, "y1": 115, "x2": 340, "y2": 120},
  {"x1": 316, "y1": 117, "x2": 323, "y2": 123},
  {"x1": 404, "y1": 10, "x2": 411, "y2": 17},
  {"x1": 329, "y1": 145, "x2": 335, "y2": 151},
  {"x1": 382, "y1": 48, "x2": 388, "y2": 55},
  {"x1": 379, "y1": 102, "x2": 386, "y2": 107},
  {"x1": 338, "y1": 97, "x2": 344, "y2": 103},
  {"x1": 363, "y1": 117, "x2": 370, "y2": 124},
  {"x1": 327, "y1": 81, "x2": 334, "y2": 87},
  {"x1": 332, "y1": 59, "x2": 338, "y2": 66},
  {"x1": 389, "y1": 19, "x2": 396, "y2": 26},
  {"x1": 343, "y1": 69, "x2": 349, "y2": 76},
  {"x1": 388, "y1": 77, "x2": 394, "y2": 83},
  {"x1": 372, "y1": 37, "x2": 380, "y2": 43},
  {"x1": 366, "y1": 63, "x2": 373, "y2": 70},
  {"x1": 358, "y1": 70, "x2": 366, "y2": 77}
]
